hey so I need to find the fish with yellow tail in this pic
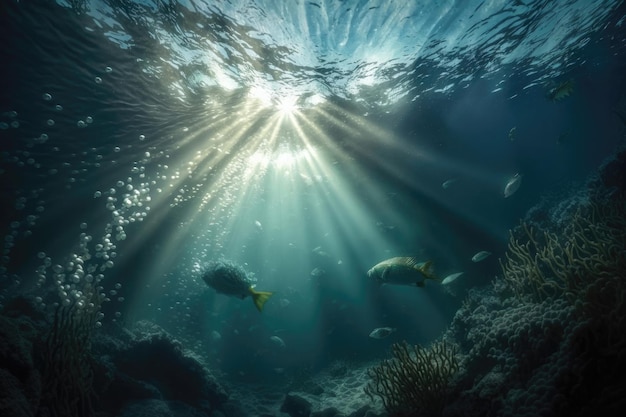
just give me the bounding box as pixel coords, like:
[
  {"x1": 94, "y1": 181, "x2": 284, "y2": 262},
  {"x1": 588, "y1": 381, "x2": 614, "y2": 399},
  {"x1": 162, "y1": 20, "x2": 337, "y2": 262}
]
[
  {"x1": 201, "y1": 260, "x2": 273, "y2": 312},
  {"x1": 367, "y1": 257, "x2": 439, "y2": 287}
]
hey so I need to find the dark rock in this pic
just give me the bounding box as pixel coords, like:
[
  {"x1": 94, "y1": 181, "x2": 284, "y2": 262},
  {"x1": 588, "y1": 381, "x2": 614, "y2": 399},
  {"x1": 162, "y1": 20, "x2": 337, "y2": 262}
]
[
  {"x1": 118, "y1": 399, "x2": 207, "y2": 417},
  {"x1": 0, "y1": 314, "x2": 41, "y2": 417},
  {"x1": 595, "y1": 148, "x2": 626, "y2": 191},
  {"x1": 311, "y1": 407, "x2": 340, "y2": 417},
  {"x1": 220, "y1": 401, "x2": 248, "y2": 417},
  {"x1": 112, "y1": 332, "x2": 228, "y2": 407},
  {"x1": 1, "y1": 296, "x2": 46, "y2": 323},
  {"x1": 280, "y1": 393, "x2": 312, "y2": 417}
]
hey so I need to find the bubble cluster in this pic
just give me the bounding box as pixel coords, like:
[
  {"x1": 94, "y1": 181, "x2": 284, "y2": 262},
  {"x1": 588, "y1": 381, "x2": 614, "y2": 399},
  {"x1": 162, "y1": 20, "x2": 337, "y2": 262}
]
[{"x1": 29, "y1": 163, "x2": 154, "y2": 323}]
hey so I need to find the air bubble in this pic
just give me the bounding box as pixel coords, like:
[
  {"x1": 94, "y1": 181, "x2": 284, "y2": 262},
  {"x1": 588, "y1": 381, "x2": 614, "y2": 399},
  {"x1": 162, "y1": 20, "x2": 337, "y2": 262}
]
[
  {"x1": 105, "y1": 66, "x2": 113, "y2": 73},
  {"x1": 86, "y1": 116, "x2": 93, "y2": 124},
  {"x1": 94, "y1": 191, "x2": 101, "y2": 198},
  {"x1": 37, "y1": 252, "x2": 46, "y2": 259},
  {"x1": 43, "y1": 93, "x2": 52, "y2": 101},
  {"x1": 114, "y1": 146, "x2": 121, "y2": 152},
  {"x1": 77, "y1": 120, "x2": 86, "y2": 128},
  {"x1": 55, "y1": 104, "x2": 63, "y2": 111},
  {"x1": 95, "y1": 76, "x2": 102, "y2": 84},
  {"x1": 139, "y1": 134, "x2": 145, "y2": 141},
  {"x1": 47, "y1": 119, "x2": 55, "y2": 126},
  {"x1": 80, "y1": 222, "x2": 87, "y2": 229}
]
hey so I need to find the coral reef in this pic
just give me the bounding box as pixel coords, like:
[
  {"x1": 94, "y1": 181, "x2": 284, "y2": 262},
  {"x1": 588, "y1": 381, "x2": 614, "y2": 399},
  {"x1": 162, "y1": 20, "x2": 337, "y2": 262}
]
[
  {"x1": 364, "y1": 340, "x2": 459, "y2": 417},
  {"x1": 364, "y1": 149, "x2": 626, "y2": 417},
  {"x1": 90, "y1": 320, "x2": 228, "y2": 416},
  {"x1": 500, "y1": 199, "x2": 626, "y2": 304}
]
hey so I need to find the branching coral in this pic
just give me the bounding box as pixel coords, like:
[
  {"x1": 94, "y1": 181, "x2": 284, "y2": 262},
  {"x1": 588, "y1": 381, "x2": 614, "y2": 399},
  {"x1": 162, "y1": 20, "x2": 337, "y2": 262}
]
[
  {"x1": 500, "y1": 199, "x2": 626, "y2": 305},
  {"x1": 38, "y1": 299, "x2": 99, "y2": 417},
  {"x1": 499, "y1": 197, "x2": 626, "y2": 389},
  {"x1": 364, "y1": 340, "x2": 460, "y2": 417}
]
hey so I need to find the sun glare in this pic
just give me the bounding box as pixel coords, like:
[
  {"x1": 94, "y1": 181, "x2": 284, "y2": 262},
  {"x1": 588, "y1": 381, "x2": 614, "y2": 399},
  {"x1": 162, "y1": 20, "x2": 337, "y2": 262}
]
[
  {"x1": 131, "y1": 85, "x2": 494, "y2": 343},
  {"x1": 275, "y1": 95, "x2": 299, "y2": 116}
]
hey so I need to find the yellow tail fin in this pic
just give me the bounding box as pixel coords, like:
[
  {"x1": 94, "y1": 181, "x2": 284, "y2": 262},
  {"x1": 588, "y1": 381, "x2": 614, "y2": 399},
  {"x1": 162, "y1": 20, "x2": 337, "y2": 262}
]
[
  {"x1": 419, "y1": 260, "x2": 439, "y2": 281},
  {"x1": 249, "y1": 288, "x2": 273, "y2": 312}
]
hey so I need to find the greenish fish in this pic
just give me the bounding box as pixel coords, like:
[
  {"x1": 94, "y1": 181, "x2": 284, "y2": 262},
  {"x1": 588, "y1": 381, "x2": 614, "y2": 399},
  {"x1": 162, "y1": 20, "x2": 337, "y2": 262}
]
[
  {"x1": 367, "y1": 257, "x2": 439, "y2": 287},
  {"x1": 202, "y1": 260, "x2": 273, "y2": 312}
]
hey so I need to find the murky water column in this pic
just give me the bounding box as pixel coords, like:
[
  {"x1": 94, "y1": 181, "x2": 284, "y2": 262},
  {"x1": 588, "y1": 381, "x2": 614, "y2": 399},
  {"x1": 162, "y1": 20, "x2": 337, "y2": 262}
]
[{"x1": 0, "y1": 68, "x2": 165, "y2": 325}]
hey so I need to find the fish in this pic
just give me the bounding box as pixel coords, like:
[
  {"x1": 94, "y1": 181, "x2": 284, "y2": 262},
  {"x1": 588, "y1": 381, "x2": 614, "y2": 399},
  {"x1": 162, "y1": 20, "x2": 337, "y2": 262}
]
[
  {"x1": 441, "y1": 272, "x2": 464, "y2": 285},
  {"x1": 367, "y1": 257, "x2": 439, "y2": 287},
  {"x1": 442, "y1": 178, "x2": 458, "y2": 189},
  {"x1": 546, "y1": 79, "x2": 574, "y2": 101},
  {"x1": 369, "y1": 327, "x2": 396, "y2": 339},
  {"x1": 508, "y1": 126, "x2": 517, "y2": 141},
  {"x1": 269, "y1": 335, "x2": 286, "y2": 348},
  {"x1": 504, "y1": 173, "x2": 522, "y2": 198},
  {"x1": 310, "y1": 267, "x2": 326, "y2": 277},
  {"x1": 201, "y1": 260, "x2": 273, "y2": 312},
  {"x1": 312, "y1": 246, "x2": 330, "y2": 257},
  {"x1": 471, "y1": 251, "x2": 491, "y2": 262}
]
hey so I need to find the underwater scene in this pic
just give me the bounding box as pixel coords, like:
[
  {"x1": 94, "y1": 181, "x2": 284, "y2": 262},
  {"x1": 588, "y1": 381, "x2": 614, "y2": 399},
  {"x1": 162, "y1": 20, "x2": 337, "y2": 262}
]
[{"x1": 1, "y1": 1, "x2": 626, "y2": 416}]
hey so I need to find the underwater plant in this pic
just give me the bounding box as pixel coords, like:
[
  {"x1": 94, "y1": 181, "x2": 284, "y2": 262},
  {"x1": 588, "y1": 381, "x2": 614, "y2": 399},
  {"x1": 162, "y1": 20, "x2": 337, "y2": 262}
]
[
  {"x1": 364, "y1": 340, "x2": 460, "y2": 417},
  {"x1": 37, "y1": 299, "x2": 99, "y2": 417},
  {"x1": 500, "y1": 198, "x2": 626, "y2": 305}
]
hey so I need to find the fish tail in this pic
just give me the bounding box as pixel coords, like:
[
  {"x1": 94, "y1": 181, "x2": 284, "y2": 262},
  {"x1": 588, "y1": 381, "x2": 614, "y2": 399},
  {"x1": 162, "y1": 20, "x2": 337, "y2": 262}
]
[
  {"x1": 419, "y1": 261, "x2": 440, "y2": 281},
  {"x1": 249, "y1": 288, "x2": 273, "y2": 312}
]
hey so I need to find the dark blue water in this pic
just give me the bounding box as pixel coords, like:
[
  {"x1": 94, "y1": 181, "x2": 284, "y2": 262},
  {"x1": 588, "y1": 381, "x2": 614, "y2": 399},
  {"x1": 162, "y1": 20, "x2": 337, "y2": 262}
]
[{"x1": 1, "y1": 1, "x2": 625, "y2": 416}]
